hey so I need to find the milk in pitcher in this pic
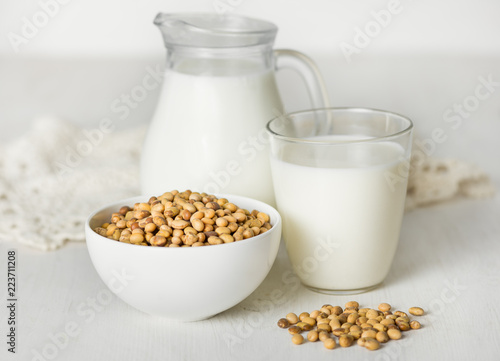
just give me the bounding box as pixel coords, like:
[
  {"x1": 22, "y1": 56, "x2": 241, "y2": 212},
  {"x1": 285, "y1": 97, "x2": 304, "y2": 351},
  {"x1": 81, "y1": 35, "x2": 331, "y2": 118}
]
[{"x1": 141, "y1": 59, "x2": 283, "y2": 204}]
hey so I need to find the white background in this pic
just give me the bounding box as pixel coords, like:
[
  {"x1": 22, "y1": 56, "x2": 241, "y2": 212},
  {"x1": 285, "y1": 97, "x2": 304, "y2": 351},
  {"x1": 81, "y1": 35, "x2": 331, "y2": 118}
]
[
  {"x1": 1, "y1": 0, "x2": 499, "y2": 177},
  {"x1": 1, "y1": 0, "x2": 500, "y2": 56}
]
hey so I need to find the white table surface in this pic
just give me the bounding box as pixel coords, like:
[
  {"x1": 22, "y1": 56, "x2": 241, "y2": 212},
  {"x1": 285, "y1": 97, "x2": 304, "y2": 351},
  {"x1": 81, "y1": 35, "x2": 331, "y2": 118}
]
[{"x1": 1, "y1": 193, "x2": 500, "y2": 361}]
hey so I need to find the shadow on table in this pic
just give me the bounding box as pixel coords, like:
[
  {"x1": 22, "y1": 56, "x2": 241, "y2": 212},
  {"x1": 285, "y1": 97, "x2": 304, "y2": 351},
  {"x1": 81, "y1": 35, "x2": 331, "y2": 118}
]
[{"x1": 385, "y1": 198, "x2": 499, "y2": 287}]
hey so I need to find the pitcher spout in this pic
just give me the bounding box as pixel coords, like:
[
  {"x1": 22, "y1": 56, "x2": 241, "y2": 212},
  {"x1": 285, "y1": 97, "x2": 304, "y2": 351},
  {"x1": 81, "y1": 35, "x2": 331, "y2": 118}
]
[{"x1": 154, "y1": 12, "x2": 277, "y2": 49}]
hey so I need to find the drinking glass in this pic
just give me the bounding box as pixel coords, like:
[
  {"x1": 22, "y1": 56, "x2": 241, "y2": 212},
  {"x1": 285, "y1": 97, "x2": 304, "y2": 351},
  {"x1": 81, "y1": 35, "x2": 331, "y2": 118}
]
[{"x1": 267, "y1": 107, "x2": 413, "y2": 294}]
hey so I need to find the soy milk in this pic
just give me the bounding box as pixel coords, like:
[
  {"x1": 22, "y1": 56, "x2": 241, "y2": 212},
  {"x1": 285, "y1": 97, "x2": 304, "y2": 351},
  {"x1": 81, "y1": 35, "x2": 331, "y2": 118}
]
[
  {"x1": 141, "y1": 61, "x2": 283, "y2": 205},
  {"x1": 271, "y1": 137, "x2": 408, "y2": 291}
]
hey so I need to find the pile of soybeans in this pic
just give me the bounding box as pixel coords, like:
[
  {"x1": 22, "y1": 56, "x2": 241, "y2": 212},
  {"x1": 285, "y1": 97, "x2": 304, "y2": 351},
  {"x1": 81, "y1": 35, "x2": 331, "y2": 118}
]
[{"x1": 277, "y1": 301, "x2": 424, "y2": 351}]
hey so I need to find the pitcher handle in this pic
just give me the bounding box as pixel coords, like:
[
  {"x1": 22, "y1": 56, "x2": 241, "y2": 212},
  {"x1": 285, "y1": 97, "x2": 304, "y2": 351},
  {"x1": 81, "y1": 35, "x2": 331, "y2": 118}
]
[{"x1": 274, "y1": 49, "x2": 330, "y2": 110}]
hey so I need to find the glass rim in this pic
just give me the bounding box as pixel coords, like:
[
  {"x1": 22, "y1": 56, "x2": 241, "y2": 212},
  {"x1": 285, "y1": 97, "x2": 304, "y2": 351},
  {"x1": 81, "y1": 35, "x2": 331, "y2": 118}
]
[{"x1": 266, "y1": 107, "x2": 414, "y2": 145}]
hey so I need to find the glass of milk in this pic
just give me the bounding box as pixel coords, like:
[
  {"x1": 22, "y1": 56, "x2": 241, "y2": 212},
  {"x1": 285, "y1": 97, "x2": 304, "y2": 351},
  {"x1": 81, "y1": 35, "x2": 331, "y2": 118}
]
[{"x1": 267, "y1": 108, "x2": 413, "y2": 294}]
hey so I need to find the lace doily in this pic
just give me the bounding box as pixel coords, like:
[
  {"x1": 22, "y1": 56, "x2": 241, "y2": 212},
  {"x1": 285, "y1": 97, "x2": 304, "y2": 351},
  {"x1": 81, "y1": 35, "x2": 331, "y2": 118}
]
[
  {"x1": 406, "y1": 151, "x2": 495, "y2": 210},
  {"x1": 0, "y1": 117, "x2": 495, "y2": 250},
  {"x1": 0, "y1": 116, "x2": 143, "y2": 250}
]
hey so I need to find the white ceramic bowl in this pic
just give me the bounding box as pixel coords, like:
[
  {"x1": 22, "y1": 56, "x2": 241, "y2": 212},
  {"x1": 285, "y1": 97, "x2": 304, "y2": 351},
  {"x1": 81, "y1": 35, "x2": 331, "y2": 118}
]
[{"x1": 85, "y1": 194, "x2": 281, "y2": 321}]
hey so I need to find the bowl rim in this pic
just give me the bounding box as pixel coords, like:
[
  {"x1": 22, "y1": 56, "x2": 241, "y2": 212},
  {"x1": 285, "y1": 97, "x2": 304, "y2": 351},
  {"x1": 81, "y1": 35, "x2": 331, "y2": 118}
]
[{"x1": 85, "y1": 193, "x2": 282, "y2": 251}]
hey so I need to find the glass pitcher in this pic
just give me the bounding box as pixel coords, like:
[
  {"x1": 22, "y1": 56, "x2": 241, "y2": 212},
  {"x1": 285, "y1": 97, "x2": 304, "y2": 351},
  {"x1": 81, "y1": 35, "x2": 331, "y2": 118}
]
[{"x1": 141, "y1": 13, "x2": 329, "y2": 205}]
